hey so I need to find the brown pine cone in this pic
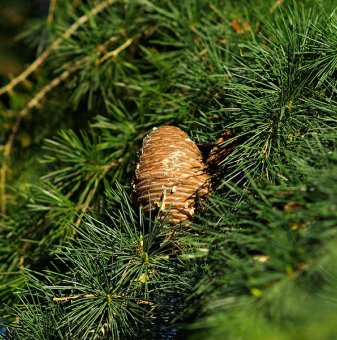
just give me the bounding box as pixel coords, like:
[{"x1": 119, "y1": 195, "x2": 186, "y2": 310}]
[{"x1": 133, "y1": 126, "x2": 211, "y2": 224}]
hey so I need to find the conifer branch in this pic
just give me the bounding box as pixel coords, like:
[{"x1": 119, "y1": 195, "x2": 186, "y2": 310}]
[
  {"x1": 0, "y1": 36, "x2": 134, "y2": 216},
  {"x1": 3, "y1": 2, "x2": 337, "y2": 338},
  {"x1": 0, "y1": 62, "x2": 83, "y2": 215},
  {"x1": 0, "y1": 0, "x2": 118, "y2": 96}
]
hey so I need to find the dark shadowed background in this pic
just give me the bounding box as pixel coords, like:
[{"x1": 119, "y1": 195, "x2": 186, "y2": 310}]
[{"x1": 0, "y1": 0, "x2": 48, "y2": 80}]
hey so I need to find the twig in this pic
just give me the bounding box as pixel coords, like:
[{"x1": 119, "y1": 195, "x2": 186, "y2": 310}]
[
  {"x1": 53, "y1": 294, "x2": 97, "y2": 302},
  {"x1": 53, "y1": 293, "x2": 153, "y2": 306},
  {"x1": 137, "y1": 299, "x2": 154, "y2": 306},
  {"x1": 0, "y1": 0, "x2": 117, "y2": 96},
  {"x1": 98, "y1": 37, "x2": 133, "y2": 63},
  {"x1": 269, "y1": 0, "x2": 284, "y2": 14},
  {"x1": 47, "y1": 0, "x2": 56, "y2": 26}
]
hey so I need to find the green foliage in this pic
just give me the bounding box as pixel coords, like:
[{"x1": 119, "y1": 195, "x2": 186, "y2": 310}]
[
  {"x1": 1, "y1": 0, "x2": 337, "y2": 339},
  {"x1": 6, "y1": 185, "x2": 194, "y2": 339},
  {"x1": 185, "y1": 147, "x2": 337, "y2": 337}
]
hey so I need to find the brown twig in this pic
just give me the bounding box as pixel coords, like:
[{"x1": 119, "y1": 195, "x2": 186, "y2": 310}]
[
  {"x1": 53, "y1": 294, "x2": 97, "y2": 302},
  {"x1": 137, "y1": 299, "x2": 154, "y2": 306},
  {"x1": 47, "y1": 0, "x2": 56, "y2": 26},
  {"x1": 269, "y1": 0, "x2": 284, "y2": 14},
  {"x1": 0, "y1": 0, "x2": 117, "y2": 96},
  {"x1": 53, "y1": 292, "x2": 153, "y2": 306},
  {"x1": 98, "y1": 37, "x2": 133, "y2": 63}
]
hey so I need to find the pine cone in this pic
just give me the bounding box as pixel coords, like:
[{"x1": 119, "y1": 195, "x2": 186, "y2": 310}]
[{"x1": 133, "y1": 126, "x2": 210, "y2": 224}]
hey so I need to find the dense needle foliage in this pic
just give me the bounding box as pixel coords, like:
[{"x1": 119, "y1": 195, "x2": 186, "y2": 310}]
[{"x1": 1, "y1": 0, "x2": 337, "y2": 339}]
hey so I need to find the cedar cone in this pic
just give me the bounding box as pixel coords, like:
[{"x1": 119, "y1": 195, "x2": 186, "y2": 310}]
[
  {"x1": 133, "y1": 126, "x2": 210, "y2": 224},
  {"x1": 206, "y1": 129, "x2": 235, "y2": 169}
]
